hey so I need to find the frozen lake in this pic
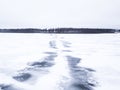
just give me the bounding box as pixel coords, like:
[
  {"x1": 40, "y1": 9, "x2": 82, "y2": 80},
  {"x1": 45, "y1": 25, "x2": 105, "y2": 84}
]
[{"x1": 0, "y1": 33, "x2": 120, "y2": 90}]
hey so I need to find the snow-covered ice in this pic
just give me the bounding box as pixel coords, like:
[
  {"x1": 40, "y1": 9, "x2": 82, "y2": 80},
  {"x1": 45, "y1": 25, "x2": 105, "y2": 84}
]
[{"x1": 0, "y1": 33, "x2": 120, "y2": 90}]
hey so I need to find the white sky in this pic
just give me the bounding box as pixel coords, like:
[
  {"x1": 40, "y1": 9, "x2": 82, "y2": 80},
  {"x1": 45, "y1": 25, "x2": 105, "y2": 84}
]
[{"x1": 0, "y1": 0, "x2": 120, "y2": 29}]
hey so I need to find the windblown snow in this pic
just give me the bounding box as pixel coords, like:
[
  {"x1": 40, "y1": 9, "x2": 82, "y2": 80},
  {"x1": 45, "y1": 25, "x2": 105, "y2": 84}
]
[{"x1": 0, "y1": 33, "x2": 120, "y2": 90}]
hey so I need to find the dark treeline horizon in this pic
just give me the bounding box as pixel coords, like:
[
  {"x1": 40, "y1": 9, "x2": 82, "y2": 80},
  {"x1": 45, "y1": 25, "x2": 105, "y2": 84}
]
[{"x1": 0, "y1": 27, "x2": 119, "y2": 33}]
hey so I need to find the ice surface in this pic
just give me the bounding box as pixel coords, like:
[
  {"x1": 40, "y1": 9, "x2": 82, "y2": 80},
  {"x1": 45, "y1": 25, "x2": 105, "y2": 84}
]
[{"x1": 0, "y1": 33, "x2": 120, "y2": 90}]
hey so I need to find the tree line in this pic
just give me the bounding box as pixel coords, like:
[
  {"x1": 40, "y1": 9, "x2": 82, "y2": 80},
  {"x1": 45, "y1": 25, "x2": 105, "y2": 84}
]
[{"x1": 0, "y1": 28, "x2": 116, "y2": 33}]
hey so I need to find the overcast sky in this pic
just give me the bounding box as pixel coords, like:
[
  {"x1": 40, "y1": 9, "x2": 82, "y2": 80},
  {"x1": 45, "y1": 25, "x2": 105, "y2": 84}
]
[{"x1": 0, "y1": 0, "x2": 120, "y2": 29}]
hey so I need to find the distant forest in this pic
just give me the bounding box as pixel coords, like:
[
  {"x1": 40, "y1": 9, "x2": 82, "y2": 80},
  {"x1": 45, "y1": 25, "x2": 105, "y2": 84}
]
[{"x1": 0, "y1": 28, "x2": 119, "y2": 33}]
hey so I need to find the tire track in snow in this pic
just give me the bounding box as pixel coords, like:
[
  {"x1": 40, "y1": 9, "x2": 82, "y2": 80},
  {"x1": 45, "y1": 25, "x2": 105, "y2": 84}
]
[
  {"x1": 66, "y1": 56, "x2": 96, "y2": 90},
  {"x1": 0, "y1": 35, "x2": 58, "y2": 90},
  {"x1": 59, "y1": 36, "x2": 97, "y2": 90},
  {"x1": 0, "y1": 34, "x2": 96, "y2": 90}
]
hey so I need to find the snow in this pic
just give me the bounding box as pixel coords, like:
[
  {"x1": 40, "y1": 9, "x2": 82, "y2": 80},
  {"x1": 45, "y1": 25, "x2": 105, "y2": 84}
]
[{"x1": 0, "y1": 33, "x2": 120, "y2": 90}]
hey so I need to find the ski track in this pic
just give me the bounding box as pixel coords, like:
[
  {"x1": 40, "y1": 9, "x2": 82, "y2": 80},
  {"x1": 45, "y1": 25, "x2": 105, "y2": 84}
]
[{"x1": 0, "y1": 34, "x2": 96, "y2": 90}]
